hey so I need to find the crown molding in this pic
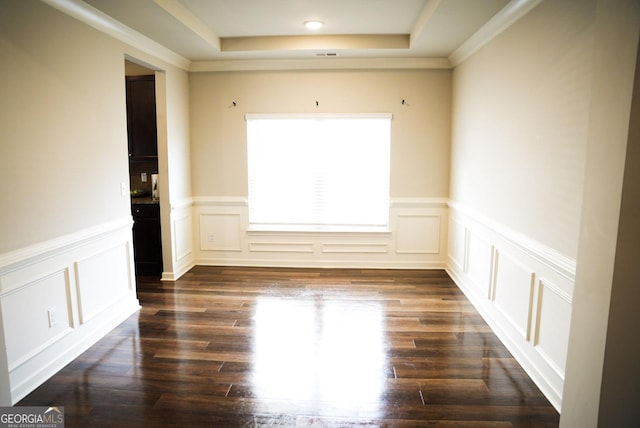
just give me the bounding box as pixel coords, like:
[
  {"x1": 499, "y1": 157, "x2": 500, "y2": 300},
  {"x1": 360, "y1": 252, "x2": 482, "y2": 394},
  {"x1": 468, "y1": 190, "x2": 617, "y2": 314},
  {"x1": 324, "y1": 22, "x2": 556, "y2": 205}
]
[
  {"x1": 189, "y1": 57, "x2": 451, "y2": 73},
  {"x1": 40, "y1": 0, "x2": 191, "y2": 70},
  {"x1": 449, "y1": 0, "x2": 543, "y2": 66}
]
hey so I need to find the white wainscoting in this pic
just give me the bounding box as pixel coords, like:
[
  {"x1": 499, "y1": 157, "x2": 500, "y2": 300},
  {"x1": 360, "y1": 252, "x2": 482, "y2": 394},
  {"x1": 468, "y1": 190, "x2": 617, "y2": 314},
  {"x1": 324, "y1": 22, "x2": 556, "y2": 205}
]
[
  {"x1": 446, "y1": 202, "x2": 575, "y2": 411},
  {"x1": 0, "y1": 218, "x2": 140, "y2": 405},
  {"x1": 162, "y1": 199, "x2": 195, "y2": 281},
  {"x1": 193, "y1": 197, "x2": 448, "y2": 269}
]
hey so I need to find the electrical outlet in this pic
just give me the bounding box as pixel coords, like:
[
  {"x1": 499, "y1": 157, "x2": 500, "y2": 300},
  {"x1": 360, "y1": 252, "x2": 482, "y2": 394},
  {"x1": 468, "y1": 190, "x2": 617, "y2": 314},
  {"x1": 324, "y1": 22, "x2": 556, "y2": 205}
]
[
  {"x1": 121, "y1": 182, "x2": 128, "y2": 196},
  {"x1": 207, "y1": 233, "x2": 216, "y2": 242},
  {"x1": 47, "y1": 307, "x2": 57, "y2": 328},
  {"x1": 141, "y1": 172, "x2": 147, "y2": 182}
]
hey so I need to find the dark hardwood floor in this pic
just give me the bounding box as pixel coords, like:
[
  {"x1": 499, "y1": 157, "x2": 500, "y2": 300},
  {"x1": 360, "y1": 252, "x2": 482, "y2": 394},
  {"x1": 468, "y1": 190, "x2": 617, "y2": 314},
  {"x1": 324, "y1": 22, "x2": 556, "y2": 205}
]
[{"x1": 19, "y1": 267, "x2": 559, "y2": 427}]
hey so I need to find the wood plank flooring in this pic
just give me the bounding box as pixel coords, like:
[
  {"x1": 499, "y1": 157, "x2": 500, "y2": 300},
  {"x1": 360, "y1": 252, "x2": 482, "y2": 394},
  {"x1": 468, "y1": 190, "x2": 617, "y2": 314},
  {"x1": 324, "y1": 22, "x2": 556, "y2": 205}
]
[{"x1": 18, "y1": 267, "x2": 559, "y2": 427}]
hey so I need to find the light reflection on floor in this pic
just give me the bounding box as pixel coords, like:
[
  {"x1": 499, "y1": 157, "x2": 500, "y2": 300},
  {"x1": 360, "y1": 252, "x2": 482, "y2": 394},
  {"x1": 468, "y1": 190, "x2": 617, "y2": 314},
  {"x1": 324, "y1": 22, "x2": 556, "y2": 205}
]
[{"x1": 251, "y1": 296, "x2": 385, "y2": 416}]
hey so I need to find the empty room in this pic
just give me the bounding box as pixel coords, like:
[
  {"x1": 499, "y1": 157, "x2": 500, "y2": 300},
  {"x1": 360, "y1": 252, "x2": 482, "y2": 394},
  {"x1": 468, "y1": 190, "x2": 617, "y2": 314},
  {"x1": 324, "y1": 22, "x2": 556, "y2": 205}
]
[{"x1": 1, "y1": 0, "x2": 639, "y2": 426}]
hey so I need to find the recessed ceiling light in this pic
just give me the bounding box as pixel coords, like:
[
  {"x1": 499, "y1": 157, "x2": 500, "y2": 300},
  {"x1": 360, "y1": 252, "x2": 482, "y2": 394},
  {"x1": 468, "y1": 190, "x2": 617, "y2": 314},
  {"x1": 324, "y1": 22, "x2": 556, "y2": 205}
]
[{"x1": 304, "y1": 20, "x2": 324, "y2": 31}]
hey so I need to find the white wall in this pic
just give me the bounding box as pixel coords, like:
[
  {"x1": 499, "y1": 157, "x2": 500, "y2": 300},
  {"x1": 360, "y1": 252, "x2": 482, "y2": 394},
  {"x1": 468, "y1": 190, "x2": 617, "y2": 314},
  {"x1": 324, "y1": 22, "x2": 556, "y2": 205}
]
[
  {"x1": 0, "y1": 0, "x2": 192, "y2": 403},
  {"x1": 0, "y1": 0, "x2": 131, "y2": 253},
  {"x1": 450, "y1": 0, "x2": 594, "y2": 260},
  {"x1": 595, "y1": 37, "x2": 640, "y2": 426},
  {"x1": 561, "y1": 0, "x2": 640, "y2": 426},
  {"x1": 154, "y1": 69, "x2": 194, "y2": 280},
  {"x1": 190, "y1": 69, "x2": 451, "y2": 198},
  {"x1": 448, "y1": 0, "x2": 640, "y2": 419},
  {"x1": 448, "y1": 0, "x2": 595, "y2": 411},
  {"x1": 188, "y1": 69, "x2": 452, "y2": 268}
]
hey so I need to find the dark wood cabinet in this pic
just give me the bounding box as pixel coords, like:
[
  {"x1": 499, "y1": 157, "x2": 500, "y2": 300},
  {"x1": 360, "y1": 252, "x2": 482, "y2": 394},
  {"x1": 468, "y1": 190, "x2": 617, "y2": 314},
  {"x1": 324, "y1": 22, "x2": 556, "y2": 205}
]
[
  {"x1": 126, "y1": 75, "x2": 157, "y2": 158},
  {"x1": 132, "y1": 203, "x2": 163, "y2": 275}
]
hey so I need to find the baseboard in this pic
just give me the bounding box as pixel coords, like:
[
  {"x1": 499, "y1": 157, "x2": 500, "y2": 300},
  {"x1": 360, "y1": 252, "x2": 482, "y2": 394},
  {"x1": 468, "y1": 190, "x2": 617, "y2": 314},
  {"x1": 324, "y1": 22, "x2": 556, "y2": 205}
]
[
  {"x1": 162, "y1": 260, "x2": 196, "y2": 281},
  {"x1": 195, "y1": 257, "x2": 447, "y2": 270}
]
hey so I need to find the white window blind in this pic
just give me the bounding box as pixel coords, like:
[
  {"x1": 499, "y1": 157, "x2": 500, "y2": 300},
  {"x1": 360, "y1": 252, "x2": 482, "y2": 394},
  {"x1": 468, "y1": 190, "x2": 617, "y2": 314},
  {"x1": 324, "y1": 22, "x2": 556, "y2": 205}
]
[{"x1": 246, "y1": 114, "x2": 391, "y2": 230}]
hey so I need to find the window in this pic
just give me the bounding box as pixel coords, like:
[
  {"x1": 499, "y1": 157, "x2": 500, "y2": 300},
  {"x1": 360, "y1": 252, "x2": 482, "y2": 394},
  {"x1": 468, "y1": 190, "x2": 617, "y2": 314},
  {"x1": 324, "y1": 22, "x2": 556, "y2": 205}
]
[{"x1": 246, "y1": 113, "x2": 391, "y2": 231}]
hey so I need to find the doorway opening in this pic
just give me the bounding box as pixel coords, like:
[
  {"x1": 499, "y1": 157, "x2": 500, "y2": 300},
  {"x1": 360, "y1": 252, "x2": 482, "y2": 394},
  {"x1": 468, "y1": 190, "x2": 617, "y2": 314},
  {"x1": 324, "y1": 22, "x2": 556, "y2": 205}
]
[{"x1": 125, "y1": 59, "x2": 163, "y2": 276}]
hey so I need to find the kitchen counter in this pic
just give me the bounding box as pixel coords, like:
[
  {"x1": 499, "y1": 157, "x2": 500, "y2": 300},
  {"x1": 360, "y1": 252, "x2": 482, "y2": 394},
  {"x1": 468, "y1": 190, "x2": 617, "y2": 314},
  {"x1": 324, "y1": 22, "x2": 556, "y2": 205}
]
[{"x1": 131, "y1": 197, "x2": 159, "y2": 205}]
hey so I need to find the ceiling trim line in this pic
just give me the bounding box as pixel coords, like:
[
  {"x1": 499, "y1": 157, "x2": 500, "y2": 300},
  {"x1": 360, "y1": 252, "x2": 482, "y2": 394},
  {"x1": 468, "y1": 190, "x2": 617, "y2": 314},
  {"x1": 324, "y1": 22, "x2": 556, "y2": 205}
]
[
  {"x1": 153, "y1": 0, "x2": 221, "y2": 52},
  {"x1": 189, "y1": 57, "x2": 452, "y2": 73},
  {"x1": 39, "y1": 0, "x2": 191, "y2": 70},
  {"x1": 449, "y1": 0, "x2": 543, "y2": 67},
  {"x1": 410, "y1": 0, "x2": 441, "y2": 47},
  {"x1": 221, "y1": 35, "x2": 410, "y2": 52}
]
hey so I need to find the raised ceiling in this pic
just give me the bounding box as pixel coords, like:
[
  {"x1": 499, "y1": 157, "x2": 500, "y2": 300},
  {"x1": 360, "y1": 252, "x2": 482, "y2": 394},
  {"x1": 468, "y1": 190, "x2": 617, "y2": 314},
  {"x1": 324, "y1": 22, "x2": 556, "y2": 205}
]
[{"x1": 46, "y1": 0, "x2": 541, "y2": 70}]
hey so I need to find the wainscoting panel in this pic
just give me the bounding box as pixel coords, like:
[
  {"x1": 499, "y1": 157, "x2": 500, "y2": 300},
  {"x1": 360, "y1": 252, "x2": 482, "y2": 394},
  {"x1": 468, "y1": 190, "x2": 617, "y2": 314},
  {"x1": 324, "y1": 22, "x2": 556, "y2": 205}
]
[
  {"x1": 194, "y1": 197, "x2": 447, "y2": 269},
  {"x1": 395, "y1": 215, "x2": 441, "y2": 254},
  {"x1": 446, "y1": 203, "x2": 575, "y2": 411},
  {"x1": 0, "y1": 217, "x2": 140, "y2": 405},
  {"x1": 164, "y1": 200, "x2": 195, "y2": 281},
  {"x1": 199, "y1": 213, "x2": 243, "y2": 252},
  {"x1": 534, "y1": 279, "x2": 572, "y2": 376},
  {"x1": 491, "y1": 251, "x2": 535, "y2": 340},
  {"x1": 1, "y1": 269, "x2": 73, "y2": 371},
  {"x1": 447, "y1": 217, "x2": 466, "y2": 273},
  {"x1": 75, "y1": 242, "x2": 133, "y2": 324},
  {"x1": 174, "y1": 215, "x2": 192, "y2": 262},
  {"x1": 466, "y1": 232, "x2": 493, "y2": 299},
  {"x1": 322, "y1": 242, "x2": 389, "y2": 254},
  {"x1": 249, "y1": 241, "x2": 315, "y2": 253}
]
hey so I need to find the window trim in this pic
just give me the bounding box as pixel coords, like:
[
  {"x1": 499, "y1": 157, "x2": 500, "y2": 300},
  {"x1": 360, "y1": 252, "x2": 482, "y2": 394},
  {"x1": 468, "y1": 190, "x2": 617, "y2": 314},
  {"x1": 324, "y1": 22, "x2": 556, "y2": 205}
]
[{"x1": 245, "y1": 113, "x2": 393, "y2": 121}]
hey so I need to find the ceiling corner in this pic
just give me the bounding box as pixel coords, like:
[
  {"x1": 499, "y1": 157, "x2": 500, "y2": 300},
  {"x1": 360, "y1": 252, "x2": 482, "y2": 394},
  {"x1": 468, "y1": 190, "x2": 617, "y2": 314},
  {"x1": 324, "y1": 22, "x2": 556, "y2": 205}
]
[
  {"x1": 40, "y1": 0, "x2": 191, "y2": 71},
  {"x1": 153, "y1": 0, "x2": 221, "y2": 52}
]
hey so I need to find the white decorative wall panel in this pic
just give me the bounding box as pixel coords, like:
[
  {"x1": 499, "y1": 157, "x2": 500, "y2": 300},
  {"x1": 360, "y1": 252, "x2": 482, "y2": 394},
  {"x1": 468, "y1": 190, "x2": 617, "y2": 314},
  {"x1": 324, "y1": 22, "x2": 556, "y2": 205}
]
[
  {"x1": 1, "y1": 269, "x2": 73, "y2": 370},
  {"x1": 75, "y1": 243, "x2": 133, "y2": 324},
  {"x1": 199, "y1": 213, "x2": 242, "y2": 251},
  {"x1": 194, "y1": 198, "x2": 447, "y2": 269},
  {"x1": 0, "y1": 218, "x2": 139, "y2": 405},
  {"x1": 446, "y1": 204, "x2": 575, "y2": 411},
  {"x1": 173, "y1": 214, "x2": 192, "y2": 262},
  {"x1": 322, "y1": 242, "x2": 388, "y2": 253},
  {"x1": 163, "y1": 202, "x2": 195, "y2": 282},
  {"x1": 534, "y1": 279, "x2": 572, "y2": 375},
  {"x1": 466, "y1": 233, "x2": 493, "y2": 298},
  {"x1": 447, "y1": 217, "x2": 466, "y2": 272},
  {"x1": 249, "y1": 242, "x2": 314, "y2": 253},
  {"x1": 492, "y1": 251, "x2": 535, "y2": 339},
  {"x1": 395, "y1": 215, "x2": 441, "y2": 254}
]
